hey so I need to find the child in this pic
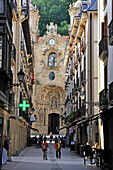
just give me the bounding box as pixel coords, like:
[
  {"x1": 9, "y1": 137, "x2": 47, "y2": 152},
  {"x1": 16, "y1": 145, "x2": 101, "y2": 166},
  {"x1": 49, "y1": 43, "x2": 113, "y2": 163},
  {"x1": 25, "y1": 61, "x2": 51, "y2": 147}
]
[
  {"x1": 55, "y1": 140, "x2": 61, "y2": 159},
  {"x1": 42, "y1": 137, "x2": 48, "y2": 160}
]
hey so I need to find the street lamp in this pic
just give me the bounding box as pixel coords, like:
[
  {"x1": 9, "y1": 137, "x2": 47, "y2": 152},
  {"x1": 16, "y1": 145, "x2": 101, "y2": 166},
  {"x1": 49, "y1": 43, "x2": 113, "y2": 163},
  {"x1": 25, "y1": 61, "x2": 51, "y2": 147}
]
[
  {"x1": 8, "y1": 69, "x2": 25, "y2": 89},
  {"x1": 17, "y1": 69, "x2": 25, "y2": 83},
  {"x1": 80, "y1": 92, "x2": 85, "y2": 101},
  {"x1": 80, "y1": 92, "x2": 99, "y2": 107}
]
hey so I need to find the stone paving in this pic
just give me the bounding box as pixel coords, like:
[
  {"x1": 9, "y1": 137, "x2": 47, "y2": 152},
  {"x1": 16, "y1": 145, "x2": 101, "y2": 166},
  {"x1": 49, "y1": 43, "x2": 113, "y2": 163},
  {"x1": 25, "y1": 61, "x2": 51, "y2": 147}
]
[{"x1": 1, "y1": 144, "x2": 99, "y2": 170}]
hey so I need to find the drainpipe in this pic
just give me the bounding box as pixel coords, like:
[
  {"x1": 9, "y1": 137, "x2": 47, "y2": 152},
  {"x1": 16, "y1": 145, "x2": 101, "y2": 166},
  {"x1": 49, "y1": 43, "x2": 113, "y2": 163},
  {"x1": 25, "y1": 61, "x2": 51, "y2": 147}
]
[
  {"x1": 90, "y1": 13, "x2": 92, "y2": 145},
  {"x1": 90, "y1": 14, "x2": 92, "y2": 116}
]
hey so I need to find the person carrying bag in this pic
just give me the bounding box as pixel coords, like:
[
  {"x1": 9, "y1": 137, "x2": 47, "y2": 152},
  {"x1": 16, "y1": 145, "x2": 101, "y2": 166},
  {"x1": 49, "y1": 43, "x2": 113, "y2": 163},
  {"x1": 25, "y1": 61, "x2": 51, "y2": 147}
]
[
  {"x1": 42, "y1": 137, "x2": 48, "y2": 160},
  {"x1": 55, "y1": 140, "x2": 61, "y2": 159}
]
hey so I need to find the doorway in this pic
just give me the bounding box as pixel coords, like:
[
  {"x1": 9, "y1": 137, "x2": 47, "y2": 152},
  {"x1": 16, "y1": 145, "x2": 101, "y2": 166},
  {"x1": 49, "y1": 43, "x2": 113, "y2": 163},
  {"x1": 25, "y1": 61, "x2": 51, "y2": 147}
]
[{"x1": 48, "y1": 113, "x2": 59, "y2": 134}]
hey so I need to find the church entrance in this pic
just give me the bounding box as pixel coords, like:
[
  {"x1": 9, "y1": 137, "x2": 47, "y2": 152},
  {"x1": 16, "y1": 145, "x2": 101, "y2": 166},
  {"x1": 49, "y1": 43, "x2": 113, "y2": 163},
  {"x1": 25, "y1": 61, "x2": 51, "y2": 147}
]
[{"x1": 48, "y1": 113, "x2": 59, "y2": 134}]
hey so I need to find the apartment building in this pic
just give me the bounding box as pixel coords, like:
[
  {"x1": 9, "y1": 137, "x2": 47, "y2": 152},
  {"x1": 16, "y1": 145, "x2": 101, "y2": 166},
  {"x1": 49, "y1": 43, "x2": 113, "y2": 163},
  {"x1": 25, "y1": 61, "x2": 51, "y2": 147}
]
[
  {"x1": 0, "y1": 0, "x2": 39, "y2": 163},
  {"x1": 98, "y1": 0, "x2": 113, "y2": 167},
  {"x1": 64, "y1": 0, "x2": 98, "y2": 152}
]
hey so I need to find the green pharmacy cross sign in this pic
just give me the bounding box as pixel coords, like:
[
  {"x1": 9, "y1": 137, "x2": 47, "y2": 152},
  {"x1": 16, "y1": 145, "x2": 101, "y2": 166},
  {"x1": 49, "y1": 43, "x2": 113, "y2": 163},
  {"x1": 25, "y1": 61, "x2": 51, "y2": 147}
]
[{"x1": 19, "y1": 100, "x2": 30, "y2": 111}]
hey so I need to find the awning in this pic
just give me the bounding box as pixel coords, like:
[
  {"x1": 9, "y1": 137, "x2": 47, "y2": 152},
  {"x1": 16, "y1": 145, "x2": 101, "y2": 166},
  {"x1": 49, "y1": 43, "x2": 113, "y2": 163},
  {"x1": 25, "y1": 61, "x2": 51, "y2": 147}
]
[{"x1": 77, "y1": 113, "x2": 101, "y2": 125}]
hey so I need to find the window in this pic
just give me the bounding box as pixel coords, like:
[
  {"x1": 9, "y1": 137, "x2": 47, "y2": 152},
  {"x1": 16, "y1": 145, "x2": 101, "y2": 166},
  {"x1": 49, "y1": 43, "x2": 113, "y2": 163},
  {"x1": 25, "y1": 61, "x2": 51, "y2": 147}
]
[
  {"x1": 0, "y1": 36, "x2": 2, "y2": 68},
  {"x1": 49, "y1": 72, "x2": 55, "y2": 80},
  {"x1": 22, "y1": 0, "x2": 27, "y2": 6},
  {"x1": 0, "y1": 0, "x2": 4, "y2": 13},
  {"x1": 104, "y1": 0, "x2": 107, "y2": 9},
  {"x1": 48, "y1": 53, "x2": 57, "y2": 66}
]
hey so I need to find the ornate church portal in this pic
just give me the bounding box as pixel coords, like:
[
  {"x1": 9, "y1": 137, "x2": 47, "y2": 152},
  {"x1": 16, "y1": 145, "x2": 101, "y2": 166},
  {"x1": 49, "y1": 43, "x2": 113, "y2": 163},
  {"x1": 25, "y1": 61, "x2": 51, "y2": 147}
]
[
  {"x1": 32, "y1": 23, "x2": 68, "y2": 135},
  {"x1": 48, "y1": 113, "x2": 59, "y2": 134}
]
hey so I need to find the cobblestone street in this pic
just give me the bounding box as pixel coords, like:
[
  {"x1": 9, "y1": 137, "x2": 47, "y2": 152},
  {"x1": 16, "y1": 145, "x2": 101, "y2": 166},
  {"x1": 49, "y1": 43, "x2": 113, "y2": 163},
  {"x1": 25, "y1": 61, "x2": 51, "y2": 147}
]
[{"x1": 2, "y1": 144, "x2": 99, "y2": 170}]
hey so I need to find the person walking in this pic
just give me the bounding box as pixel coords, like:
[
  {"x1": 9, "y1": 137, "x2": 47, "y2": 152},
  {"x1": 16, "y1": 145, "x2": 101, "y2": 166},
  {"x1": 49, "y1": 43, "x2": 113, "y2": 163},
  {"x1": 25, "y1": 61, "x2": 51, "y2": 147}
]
[
  {"x1": 42, "y1": 137, "x2": 48, "y2": 160},
  {"x1": 55, "y1": 139, "x2": 61, "y2": 159},
  {"x1": 50, "y1": 132, "x2": 53, "y2": 143},
  {"x1": 54, "y1": 136, "x2": 58, "y2": 144},
  {"x1": 35, "y1": 135, "x2": 37, "y2": 147},
  {"x1": 2, "y1": 138, "x2": 9, "y2": 165}
]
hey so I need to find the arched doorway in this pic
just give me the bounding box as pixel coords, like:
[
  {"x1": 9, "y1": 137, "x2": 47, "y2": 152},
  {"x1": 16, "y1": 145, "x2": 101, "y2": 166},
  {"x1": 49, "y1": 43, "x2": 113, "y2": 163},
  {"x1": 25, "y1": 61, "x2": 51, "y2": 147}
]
[{"x1": 48, "y1": 113, "x2": 59, "y2": 134}]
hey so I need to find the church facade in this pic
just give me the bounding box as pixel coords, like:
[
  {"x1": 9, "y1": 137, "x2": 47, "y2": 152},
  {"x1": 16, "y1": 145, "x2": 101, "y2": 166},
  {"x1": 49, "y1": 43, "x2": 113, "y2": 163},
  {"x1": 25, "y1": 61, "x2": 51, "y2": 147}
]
[{"x1": 32, "y1": 23, "x2": 68, "y2": 135}]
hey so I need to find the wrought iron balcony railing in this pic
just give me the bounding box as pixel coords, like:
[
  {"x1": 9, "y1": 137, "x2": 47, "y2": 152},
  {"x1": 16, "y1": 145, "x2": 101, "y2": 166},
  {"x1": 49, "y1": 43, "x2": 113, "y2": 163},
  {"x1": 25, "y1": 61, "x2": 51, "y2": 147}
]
[
  {"x1": 99, "y1": 89, "x2": 108, "y2": 110},
  {"x1": 65, "y1": 95, "x2": 70, "y2": 106},
  {"x1": 109, "y1": 82, "x2": 113, "y2": 105},
  {"x1": 81, "y1": 70, "x2": 86, "y2": 83},
  {"x1": 81, "y1": 36, "x2": 86, "y2": 52},
  {"x1": 21, "y1": 0, "x2": 29, "y2": 17},
  {"x1": 109, "y1": 19, "x2": 113, "y2": 45},
  {"x1": 11, "y1": 44, "x2": 16, "y2": 63},
  {"x1": 99, "y1": 36, "x2": 108, "y2": 60}
]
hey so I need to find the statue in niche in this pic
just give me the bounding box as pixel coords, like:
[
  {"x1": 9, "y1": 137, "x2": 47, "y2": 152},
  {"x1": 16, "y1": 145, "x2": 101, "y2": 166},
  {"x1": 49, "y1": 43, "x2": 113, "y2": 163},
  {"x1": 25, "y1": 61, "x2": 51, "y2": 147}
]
[
  {"x1": 38, "y1": 108, "x2": 43, "y2": 122},
  {"x1": 41, "y1": 94, "x2": 44, "y2": 100},
  {"x1": 51, "y1": 54, "x2": 54, "y2": 66},
  {"x1": 51, "y1": 97, "x2": 57, "y2": 108}
]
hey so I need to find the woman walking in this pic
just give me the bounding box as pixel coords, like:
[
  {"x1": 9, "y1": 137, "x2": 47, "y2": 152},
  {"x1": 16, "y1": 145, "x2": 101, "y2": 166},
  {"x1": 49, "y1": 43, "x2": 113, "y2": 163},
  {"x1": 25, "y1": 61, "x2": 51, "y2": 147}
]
[{"x1": 42, "y1": 137, "x2": 48, "y2": 160}]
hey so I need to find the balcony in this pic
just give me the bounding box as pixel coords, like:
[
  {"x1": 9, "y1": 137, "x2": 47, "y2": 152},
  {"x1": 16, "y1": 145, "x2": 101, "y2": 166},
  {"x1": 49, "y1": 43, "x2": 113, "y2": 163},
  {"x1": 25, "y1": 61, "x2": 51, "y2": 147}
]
[
  {"x1": 21, "y1": 0, "x2": 29, "y2": 17},
  {"x1": 104, "y1": 0, "x2": 107, "y2": 9},
  {"x1": 65, "y1": 110, "x2": 81, "y2": 124},
  {"x1": 99, "y1": 36, "x2": 108, "y2": 61},
  {"x1": 11, "y1": 44, "x2": 16, "y2": 66},
  {"x1": 81, "y1": 70, "x2": 86, "y2": 84},
  {"x1": 109, "y1": 82, "x2": 113, "y2": 106},
  {"x1": 11, "y1": 0, "x2": 17, "y2": 16},
  {"x1": 80, "y1": 105, "x2": 86, "y2": 119},
  {"x1": 99, "y1": 89, "x2": 108, "y2": 110},
  {"x1": 72, "y1": 87, "x2": 78, "y2": 96},
  {"x1": 81, "y1": 36, "x2": 86, "y2": 52},
  {"x1": 21, "y1": 41, "x2": 29, "y2": 71},
  {"x1": 65, "y1": 95, "x2": 70, "y2": 106},
  {"x1": 109, "y1": 19, "x2": 113, "y2": 45}
]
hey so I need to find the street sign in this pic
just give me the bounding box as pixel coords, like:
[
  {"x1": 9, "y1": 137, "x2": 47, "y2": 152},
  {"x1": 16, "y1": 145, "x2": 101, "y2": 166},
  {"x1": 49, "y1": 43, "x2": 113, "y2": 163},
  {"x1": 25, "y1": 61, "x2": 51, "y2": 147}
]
[
  {"x1": 30, "y1": 117, "x2": 36, "y2": 122},
  {"x1": 19, "y1": 100, "x2": 30, "y2": 111}
]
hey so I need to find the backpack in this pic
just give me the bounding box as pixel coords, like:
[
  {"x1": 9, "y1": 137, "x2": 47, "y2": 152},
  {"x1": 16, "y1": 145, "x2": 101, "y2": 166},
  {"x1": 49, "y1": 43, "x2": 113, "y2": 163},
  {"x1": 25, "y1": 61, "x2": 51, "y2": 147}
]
[
  {"x1": 58, "y1": 143, "x2": 60, "y2": 150},
  {"x1": 43, "y1": 144, "x2": 47, "y2": 151}
]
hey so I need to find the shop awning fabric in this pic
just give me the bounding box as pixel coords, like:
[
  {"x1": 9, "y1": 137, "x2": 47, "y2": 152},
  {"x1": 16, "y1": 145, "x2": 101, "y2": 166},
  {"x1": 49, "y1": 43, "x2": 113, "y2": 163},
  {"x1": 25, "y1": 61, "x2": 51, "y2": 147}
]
[{"x1": 59, "y1": 112, "x2": 101, "y2": 131}]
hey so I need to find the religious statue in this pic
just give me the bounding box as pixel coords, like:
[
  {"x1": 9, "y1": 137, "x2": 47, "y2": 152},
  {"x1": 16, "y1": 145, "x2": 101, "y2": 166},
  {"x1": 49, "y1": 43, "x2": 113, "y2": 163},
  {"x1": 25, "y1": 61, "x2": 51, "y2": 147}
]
[{"x1": 51, "y1": 97, "x2": 57, "y2": 107}]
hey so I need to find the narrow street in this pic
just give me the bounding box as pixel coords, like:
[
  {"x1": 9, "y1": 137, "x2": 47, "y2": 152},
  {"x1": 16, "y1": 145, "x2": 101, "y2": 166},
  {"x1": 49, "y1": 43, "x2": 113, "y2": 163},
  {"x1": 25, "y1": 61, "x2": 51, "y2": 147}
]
[{"x1": 2, "y1": 144, "x2": 98, "y2": 170}]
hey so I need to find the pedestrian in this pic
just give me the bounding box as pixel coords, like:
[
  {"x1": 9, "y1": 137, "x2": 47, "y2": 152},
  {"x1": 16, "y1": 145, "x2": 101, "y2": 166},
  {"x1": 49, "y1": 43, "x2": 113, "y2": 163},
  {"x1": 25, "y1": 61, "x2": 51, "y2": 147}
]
[
  {"x1": 42, "y1": 137, "x2": 48, "y2": 160},
  {"x1": 39, "y1": 134, "x2": 43, "y2": 148},
  {"x1": 54, "y1": 136, "x2": 58, "y2": 144},
  {"x1": 2, "y1": 138, "x2": 9, "y2": 165},
  {"x1": 35, "y1": 135, "x2": 37, "y2": 147},
  {"x1": 50, "y1": 132, "x2": 53, "y2": 143},
  {"x1": 63, "y1": 136, "x2": 66, "y2": 148},
  {"x1": 55, "y1": 139, "x2": 61, "y2": 159}
]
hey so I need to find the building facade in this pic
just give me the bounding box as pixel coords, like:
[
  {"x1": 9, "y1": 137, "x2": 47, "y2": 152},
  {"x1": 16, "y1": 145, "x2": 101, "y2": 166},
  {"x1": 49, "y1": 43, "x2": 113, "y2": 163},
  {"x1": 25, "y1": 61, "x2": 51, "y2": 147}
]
[
  {"x1": 98, "y1": 0, "x2": 113, "y2": 168},
  {"x1": 0, "y1": 0, "x2": 39, "y2": 164},
  {"x1": 32, "y1": 23, "x2": 68, "y2": 135},
  {"x1": 64, "y1": 0, "x2": 99, "y2": 152}
]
